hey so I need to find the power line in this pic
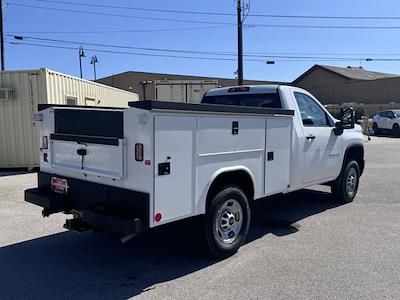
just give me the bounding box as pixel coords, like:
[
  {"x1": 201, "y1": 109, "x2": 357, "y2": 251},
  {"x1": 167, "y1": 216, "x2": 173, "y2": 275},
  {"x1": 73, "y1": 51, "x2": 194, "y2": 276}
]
[
  {"x1": 5, "y1": 28, "x2": 398, "y2": 43},
  {"x1": 248, "y1": 24, "x2": 400, "y2": 29},
  {"x1": 7, "y1": 34, "x2": 238, "y2": 56},
  {"x1": 9, "y1": 39, "x2": 397, "y2": 62},
  {"x1": 7, "y1": 41, "x2": 264, "y2": 62},
  {"x1": 5, "y1": 26, "x2": 230, "y2": 34},
  {"x1": 9, "y1": 35, "x2": 400, "y2": 59},
  {"x1": 9, "y1": 3, "x2": 400, "y2": 30},
  {"x1": 28, "y1": 0, "x2": 234, "y2": 16},
  {"x1": 27, "y1": 0, "x2": 400, "y2": 20},
  {"x1": 3, "y1": 17, "x2": 231, "y2": 33},
  {"x1": 8, "y1": 3, "x2": 233, "y2": 25}
]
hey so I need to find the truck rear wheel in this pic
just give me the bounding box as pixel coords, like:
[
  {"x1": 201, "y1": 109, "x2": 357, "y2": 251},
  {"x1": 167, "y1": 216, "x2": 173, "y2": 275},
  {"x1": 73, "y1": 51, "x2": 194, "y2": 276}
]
[
  {"x1": 203, "y1": 186, "x2": 250, "y2": 258},
  {"x1": 331, "y1": 160, "x2": 360, "y2": 203}
]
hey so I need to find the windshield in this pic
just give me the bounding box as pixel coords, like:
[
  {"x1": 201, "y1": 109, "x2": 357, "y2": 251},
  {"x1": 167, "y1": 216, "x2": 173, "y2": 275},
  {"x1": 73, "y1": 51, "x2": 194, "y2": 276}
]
[
  {"x1": 393, "y1": 110, "x2": 400, "y2": 117},
  {"x1": 202, "y1": 93, "x2": 282, "y2": 108}
]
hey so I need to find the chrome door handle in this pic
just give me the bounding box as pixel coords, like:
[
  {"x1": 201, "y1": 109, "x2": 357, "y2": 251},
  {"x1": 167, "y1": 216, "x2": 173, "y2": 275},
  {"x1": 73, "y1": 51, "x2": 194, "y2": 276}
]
[{"x1": 306, "y1": 134, "x2": 316, "y2": 140}]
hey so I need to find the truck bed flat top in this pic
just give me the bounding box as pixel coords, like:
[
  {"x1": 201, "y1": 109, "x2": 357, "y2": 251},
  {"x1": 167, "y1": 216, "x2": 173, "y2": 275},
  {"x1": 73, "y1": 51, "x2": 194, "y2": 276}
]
[{"x1": 129, "y1": 101, "x2": 294, "y2": 116}]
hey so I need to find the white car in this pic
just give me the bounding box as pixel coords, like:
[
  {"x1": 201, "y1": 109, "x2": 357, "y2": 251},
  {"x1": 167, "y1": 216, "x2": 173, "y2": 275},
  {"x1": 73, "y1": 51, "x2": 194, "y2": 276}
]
[{"x1": 372, "y1": 110, "x2": 400, "y2": 136}]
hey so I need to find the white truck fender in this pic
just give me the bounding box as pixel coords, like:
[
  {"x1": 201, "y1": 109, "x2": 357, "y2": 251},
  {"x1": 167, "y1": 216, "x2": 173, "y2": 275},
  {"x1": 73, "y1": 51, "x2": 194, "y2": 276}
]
[{"x1": 196, "y1": 165, "x2": 256, "y2": 215}]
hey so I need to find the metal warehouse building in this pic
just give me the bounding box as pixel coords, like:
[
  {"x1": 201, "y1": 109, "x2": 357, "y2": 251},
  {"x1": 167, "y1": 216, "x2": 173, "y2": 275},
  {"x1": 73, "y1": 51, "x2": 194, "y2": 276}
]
[
  {"x1": 0, "y1": 68, "x2": 138, "y2": 169},
  {"x1": 293, "y1": 65, "x2": 400, "y2": 105},
  {"x1": 97, "y1": 71, "x2": 280, "y2": 102}
]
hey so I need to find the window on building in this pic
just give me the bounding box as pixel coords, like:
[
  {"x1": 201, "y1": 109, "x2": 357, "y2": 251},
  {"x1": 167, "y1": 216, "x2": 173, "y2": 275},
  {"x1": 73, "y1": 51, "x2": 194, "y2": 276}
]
[
  {"x1": 85, "y1": 97, "x2": 96, "y2": 106},
  {"x1": 66, "y1": 96, "x2": 77, "y2": 106}
]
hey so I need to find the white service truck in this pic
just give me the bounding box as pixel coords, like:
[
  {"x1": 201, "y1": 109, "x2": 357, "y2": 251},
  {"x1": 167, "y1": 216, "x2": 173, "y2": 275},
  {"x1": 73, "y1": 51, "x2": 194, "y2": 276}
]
[{"x1": 25, "y1": 85, "x2": 365, "y2": 257}]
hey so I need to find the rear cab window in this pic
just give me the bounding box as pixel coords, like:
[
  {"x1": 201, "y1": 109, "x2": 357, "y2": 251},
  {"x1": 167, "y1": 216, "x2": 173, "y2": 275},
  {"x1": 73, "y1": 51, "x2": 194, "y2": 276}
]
[{"x1": 202, "y1": 93, "x2": 282, "y2": 109}]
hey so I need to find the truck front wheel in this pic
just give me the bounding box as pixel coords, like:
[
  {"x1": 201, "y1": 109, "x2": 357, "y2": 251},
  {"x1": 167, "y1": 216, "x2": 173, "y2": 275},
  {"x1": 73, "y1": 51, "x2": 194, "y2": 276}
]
[
  {"x1": 331, "y1": 160, "x2": 360, "y2": 203},
  {"x1": 203, "y1": 186, "x2": 250, "y2": 258}
]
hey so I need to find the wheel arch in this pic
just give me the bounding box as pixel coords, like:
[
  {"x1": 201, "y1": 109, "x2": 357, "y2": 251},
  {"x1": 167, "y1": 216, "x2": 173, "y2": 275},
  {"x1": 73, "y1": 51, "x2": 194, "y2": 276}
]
[
  {"x1": 205, "y1": 167, "x2": 255, "y2": 211},
  {"x1": 342, "y1": 144, "x2": 365, "y2": 177}
]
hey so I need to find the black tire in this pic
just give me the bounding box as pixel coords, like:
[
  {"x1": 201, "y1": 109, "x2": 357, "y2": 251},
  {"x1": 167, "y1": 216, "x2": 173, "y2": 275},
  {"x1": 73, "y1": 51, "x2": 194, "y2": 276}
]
[
  {"x1": 392, "y1": 123, "x2": 400, "y2": 137},
  {"x1": 202, "y1": 185, "x2": 250, "y2": 258},
  {"x1": 331, "y1": 160, "x2": 360, "y2": 203},
  {"x1": 372, "y1": 123, "x2": 380, "y2": 135}
]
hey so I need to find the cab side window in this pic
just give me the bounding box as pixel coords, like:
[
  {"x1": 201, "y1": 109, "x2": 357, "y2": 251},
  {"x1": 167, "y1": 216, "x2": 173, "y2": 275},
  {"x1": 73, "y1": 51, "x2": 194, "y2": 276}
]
[
  {"x1": 387, "y1": 111, "x2": 395, "y2": 119},
  {"x1": 379, "y1": 112, "x2": 388, "y2": 118},
  {"x1": 294, "y1": 92, "x2": 329, "y2": 127}
]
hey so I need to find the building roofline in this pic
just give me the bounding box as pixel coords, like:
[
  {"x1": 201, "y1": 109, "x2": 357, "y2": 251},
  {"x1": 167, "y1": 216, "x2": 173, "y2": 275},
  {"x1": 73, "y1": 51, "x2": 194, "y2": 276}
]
[
  {"x1": 97, "y1": 70, "x2": 276, "y2": 83},
  {"x1": 293, "y1": 64, "x2": 399, "y2": 83},
  {"x1": 292, "y1": 64, "x2": 350, "y2": 83},
  {"x1": 0, "y1": 68, "x2": 138, "y2": 95}
]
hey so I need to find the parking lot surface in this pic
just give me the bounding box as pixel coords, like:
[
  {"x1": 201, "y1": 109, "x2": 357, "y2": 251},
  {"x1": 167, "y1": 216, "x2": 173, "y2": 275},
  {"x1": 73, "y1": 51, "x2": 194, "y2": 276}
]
[{"x1": 0, "y1": 136, "x2": 399, "y2": 299}]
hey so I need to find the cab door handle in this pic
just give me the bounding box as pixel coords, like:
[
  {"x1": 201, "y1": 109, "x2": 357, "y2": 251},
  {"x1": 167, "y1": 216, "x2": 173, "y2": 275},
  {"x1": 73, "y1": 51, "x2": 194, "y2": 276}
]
[{"x1": 306, "y1": 134, "x2": 316, "y2": 140}]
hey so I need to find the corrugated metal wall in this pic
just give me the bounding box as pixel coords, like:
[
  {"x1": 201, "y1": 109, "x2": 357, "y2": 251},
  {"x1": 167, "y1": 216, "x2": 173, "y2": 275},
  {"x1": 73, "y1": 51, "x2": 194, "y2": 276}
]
[
  {"x1": 46, "y1": 69, "x2": 138, "y2": 107},
  {"x1": 0, "y1": 71, "x2": 42, "y2": 168},
  {"x1": 0, "y1": 69, "x2": 138, "y2": 169}
]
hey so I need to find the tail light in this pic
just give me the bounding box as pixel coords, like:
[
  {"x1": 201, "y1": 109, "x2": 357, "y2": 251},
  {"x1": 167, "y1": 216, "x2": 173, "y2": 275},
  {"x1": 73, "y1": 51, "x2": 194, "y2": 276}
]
[
  {"x1": 42, "y1": 135, "x2": 48, "y2": 150},
  {"x1": 135, "y1": 143, "x2": 144, "y2": 161}
]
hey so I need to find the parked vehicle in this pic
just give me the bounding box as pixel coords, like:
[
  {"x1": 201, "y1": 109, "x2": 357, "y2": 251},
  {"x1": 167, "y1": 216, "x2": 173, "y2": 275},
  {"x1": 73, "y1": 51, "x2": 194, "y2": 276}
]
[
  {"x1": 372, "y1": 110, "x2": 400, "y2": 136},
  {"x1": 25, "y1": 85, "x2": 365, "y2": 258}
]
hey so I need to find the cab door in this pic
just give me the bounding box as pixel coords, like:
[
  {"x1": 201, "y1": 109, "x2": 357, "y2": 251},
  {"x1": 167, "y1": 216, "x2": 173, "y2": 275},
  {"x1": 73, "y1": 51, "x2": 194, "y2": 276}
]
[
  {"x1": 377, "y1": 112, "x2": 389, "y2": 129},
  {"x1": 385, "y1": 111, "x2": 396, "y2": 129},
  {"x1": 293, "y1": 92, "x2": 343, "y2": 183}
]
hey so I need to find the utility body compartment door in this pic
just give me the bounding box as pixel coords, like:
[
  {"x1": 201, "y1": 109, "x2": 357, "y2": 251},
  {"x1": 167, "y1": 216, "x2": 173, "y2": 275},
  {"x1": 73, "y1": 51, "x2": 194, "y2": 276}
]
[
  {"x1": 154, "y1": 115, "x2": 195, "y2": 224},
  {"x1": 264, "y1": 117, "x2": 292, "y2": 196}
]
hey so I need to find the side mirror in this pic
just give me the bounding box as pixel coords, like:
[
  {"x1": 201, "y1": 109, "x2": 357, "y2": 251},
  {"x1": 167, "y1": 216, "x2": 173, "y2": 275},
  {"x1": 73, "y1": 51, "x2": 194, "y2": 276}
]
[
  {"x1": 333, "y1": 122, "x2": 344, "y2": 136},
  {"x1": 340, "y1": 107, "x2": 355, "y2": 129}
]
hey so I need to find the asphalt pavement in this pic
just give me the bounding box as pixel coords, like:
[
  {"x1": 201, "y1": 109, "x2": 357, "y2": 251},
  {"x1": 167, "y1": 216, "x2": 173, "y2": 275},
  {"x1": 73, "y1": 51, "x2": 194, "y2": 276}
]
[{"x1": 0, "y1": 136, "x2": 399, "y2": 299}]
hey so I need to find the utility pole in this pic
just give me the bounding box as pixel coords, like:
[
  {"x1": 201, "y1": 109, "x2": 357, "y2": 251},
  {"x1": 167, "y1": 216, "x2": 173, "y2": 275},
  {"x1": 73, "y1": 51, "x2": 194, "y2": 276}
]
[
  {"x1": 237, "y1": 0, "x2": 243, "y2": 85},
  {"x1": 90, "y1": 55, "x2": 99, "y2": 80},
  {"x1": 79, "y1": 46, "x2": 85, "y2": 78},
  {"x1": 0, "y1": 0, "x2": 5, "y2": 71}
]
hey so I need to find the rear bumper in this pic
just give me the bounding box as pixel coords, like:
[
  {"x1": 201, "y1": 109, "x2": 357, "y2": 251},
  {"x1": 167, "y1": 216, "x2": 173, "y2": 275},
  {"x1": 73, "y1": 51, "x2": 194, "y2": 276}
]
[{"x1": 25, "y1": 172, "x2": 150, "y2": 236}]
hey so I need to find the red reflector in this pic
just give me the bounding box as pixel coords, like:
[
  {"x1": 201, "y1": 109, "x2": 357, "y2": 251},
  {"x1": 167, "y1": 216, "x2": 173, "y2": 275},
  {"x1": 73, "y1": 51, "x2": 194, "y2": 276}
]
[
  {"x1": 42, "y1": 135, "x2": 48, "y2": 150},
  {"x1": 154, "y1": 213, "x2": 162, "y2": 222},
  {"x1": 228, "y1": 86, "x2": 250, "y2": 93},
  {"x1": 144, "y1": 159, "x2": 151, "y2": 166},
  {"x1": 135, "y1": 143, "x2": 144, "y2": 161}
]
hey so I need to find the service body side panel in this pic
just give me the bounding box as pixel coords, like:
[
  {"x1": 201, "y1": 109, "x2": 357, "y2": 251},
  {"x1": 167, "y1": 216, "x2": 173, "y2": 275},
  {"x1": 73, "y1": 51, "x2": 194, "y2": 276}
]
[{"x1": 195, "y1": 116, "x2": 265, "y2": 215}]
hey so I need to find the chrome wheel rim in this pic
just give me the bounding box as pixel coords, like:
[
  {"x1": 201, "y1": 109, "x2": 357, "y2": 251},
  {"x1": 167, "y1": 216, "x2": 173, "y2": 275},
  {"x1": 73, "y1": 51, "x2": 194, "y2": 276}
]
[
  {"x1": 345, "y1": 168, "x2": 358, "y2": 197},
  {"x1": 215, "y1": 199, "x2": 243, "y2": 244}
]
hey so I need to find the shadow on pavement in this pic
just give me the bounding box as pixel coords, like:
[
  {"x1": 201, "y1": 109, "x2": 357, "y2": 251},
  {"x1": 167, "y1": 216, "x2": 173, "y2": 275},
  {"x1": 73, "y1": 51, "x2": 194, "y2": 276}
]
[
  {"x1": 372, "y1": 132, "x2": 399, "y2": 139},
  {"x1": 0, "y1": 188, "x2": 343, "y2": 299},
  {"x1": 0, "y1": 169, "x2": 36, "y2": 177}
]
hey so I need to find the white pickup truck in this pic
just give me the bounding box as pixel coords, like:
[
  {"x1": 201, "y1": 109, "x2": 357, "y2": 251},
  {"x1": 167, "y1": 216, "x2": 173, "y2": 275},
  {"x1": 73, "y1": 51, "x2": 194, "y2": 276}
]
[{"x1": 25, "y1": 85, "x2": 364, "y2": 257}]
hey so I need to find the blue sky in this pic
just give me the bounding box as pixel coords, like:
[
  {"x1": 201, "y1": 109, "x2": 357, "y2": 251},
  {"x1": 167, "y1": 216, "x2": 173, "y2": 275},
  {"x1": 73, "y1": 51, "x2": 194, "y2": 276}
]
[{"x1": 5, "y1": 0, "x2": 400, "y2": 82}]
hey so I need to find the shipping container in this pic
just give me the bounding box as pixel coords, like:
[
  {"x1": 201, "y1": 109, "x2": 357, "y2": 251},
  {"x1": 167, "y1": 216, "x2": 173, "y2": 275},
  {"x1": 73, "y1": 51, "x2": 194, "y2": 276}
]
[
  {"x1": 0, "y1": 68, "x2": 138, "y2": 169},
  {"x1": 155, "y1": 80, "x2": 218, "y2": 103}
]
